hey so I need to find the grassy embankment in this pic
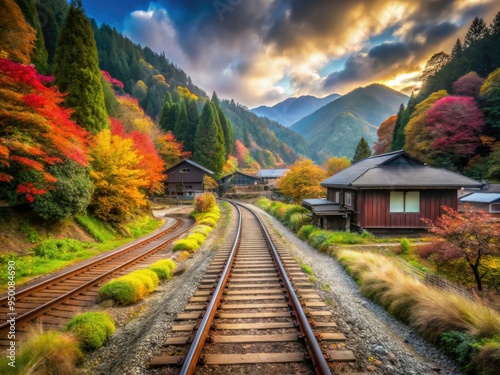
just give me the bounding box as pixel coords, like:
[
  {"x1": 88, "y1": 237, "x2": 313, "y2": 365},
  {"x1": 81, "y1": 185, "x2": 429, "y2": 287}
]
[
  {"x1": 254, "y1": 197, "x2": 500, "y2": 374},
  {"x1": 0, "y1": 213, "x2": 163, "y2": 290}
]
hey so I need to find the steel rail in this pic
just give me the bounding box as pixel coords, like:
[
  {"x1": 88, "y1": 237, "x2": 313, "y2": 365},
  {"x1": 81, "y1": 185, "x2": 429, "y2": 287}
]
[
  {"x1": 0, "y1": 219, "x2": 183, "y2": 304},
  {"x1": 0, "y1": 218, "x2": 192, "y2": 334},
  {"x1": 178, "y1": 202, "x2": 242, "y2": 375},
  {"x1": 242, "y1": 202, "x2": 332, "y2": 375}
]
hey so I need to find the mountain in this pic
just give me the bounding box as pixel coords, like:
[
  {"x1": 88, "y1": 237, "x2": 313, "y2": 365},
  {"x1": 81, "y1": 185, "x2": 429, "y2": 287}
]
[
  {"x1": 252, "y1": 93, "x2": 340, "y2": 127},
  {"x1": 290, "y1": 84, "x2": 408, "y2": 162},
  {"x1": 222, "y1": 100, "x2": 310, "y2": 166}
]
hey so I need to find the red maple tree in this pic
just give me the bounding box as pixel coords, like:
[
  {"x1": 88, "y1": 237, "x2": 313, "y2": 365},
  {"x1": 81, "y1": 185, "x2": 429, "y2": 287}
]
[
  {"x1": 422, "y1": 205, "x2": 500, "y2": 291},
  {"x1": 0, "y1": 58, "x2": 90, "y2": 202}
]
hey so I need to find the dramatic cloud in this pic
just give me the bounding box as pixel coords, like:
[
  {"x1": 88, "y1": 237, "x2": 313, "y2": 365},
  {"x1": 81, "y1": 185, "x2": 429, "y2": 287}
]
[{"x1": 118, "y1": 0, "x2": 500, "y2": 106}]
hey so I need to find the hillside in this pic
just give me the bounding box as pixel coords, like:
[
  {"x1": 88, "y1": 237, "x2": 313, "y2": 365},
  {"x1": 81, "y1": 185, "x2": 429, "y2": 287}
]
[
  {"x1": 252, "y1": 93, "x2": 340, "y2": 127},
  {"x1": 290, "y1": 84, "x2": 408, "y2": 161},
  {"x1": 222, "y1": 100, "x2": 310, "y2": 166}
]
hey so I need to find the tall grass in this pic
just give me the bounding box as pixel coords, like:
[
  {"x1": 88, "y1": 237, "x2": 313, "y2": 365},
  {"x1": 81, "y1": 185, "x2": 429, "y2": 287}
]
[
  {"x1": 0, "y1": 327, "x2": 83, "y2": 375},
  {"x1": 75, "y1": 214, "x2": 116, "y2": 243},
  {"x1": 336, "y1": 249, "x2": 500, "y2": 373}
]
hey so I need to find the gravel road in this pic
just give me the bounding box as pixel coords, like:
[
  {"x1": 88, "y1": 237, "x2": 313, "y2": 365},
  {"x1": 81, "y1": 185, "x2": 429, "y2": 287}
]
[{"x1": 79, "y1": 203, "x2": 462, "y2": 375}]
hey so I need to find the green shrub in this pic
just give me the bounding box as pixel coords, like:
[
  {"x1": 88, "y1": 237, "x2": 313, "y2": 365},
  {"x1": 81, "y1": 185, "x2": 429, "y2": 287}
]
[
  {"x1": 149, "y1": 259, "x2": 176, "y2": 280},
  {"x1": 33, "y1": 239, "x2": 86, "y2": 259},
  {"x1": 255, "y1": 197, "x2": 272, "y2": 210},
  {"x1": 20, "y1": 221, "x2": 41, "y2": 244},
  {"x1": 440, "y1": 331, "x2": 479, "y2": 369},
  {"x1": 308, "y1": 229, "x2": 331, "y2": 249},
  {"x1": 322, "y1": 232, "x2": 366, "y2": 246},
  {"x1": 173, "y1": 239, "x2": 200, "y2": 252},
  {"x1": 360, "y1": 230, "x2": 374, "y2": 239},
  {"x1": 65, "y1": 312, "x2": 115, "y2": 351},
  {"x1": 283, "y1": 205, "x2": 309, "y2": 226},
  {"x1": 99, "y1": 276, "x2": 146, "y2": 305},
  {"x1": 297, "y1": 225, "x2": 316, "y2": 240},
  {"x1": 400, "y1": 238, "x2": 412, "y2": 255},
  {"x1": 129, "y1": 269, "x2": 159, "y2": 292},
  {"x1": 289, "y1": 213, "x2": 312, "y2": 232},
  {"x1": 190, "y1": 225, "x2": 213, "y2": 236},
  {"x1": 187, "y1": 233, "x2": 206, "y2": 245},
  {"x1": 0, "y1": 329, "x2": 83, "y2": 374},
  {"x1": 198, "y1": 218, "x2": 217, "y2": 228},
  {"x1": 268, "y1": 202, "x2": 284, "y2": 217}
]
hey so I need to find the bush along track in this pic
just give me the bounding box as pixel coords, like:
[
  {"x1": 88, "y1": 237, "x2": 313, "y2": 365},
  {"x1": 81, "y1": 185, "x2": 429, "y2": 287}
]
[
  {"x1": 99, "y1": 260, "x2": 176, "y2": 305},
  {"x1": 254, "y1": 197, "x2": 500, "y2": 374},
  {"x1": 172, "y1": 192, "x2": 221, "y2": 254}
]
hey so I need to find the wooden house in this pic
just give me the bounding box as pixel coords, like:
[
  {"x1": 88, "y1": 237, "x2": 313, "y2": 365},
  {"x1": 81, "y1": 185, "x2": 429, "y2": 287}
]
[
  {"x1": 221, "y1": 171, "x2": 261, "y2": 187},
  {"x1": 304, "y1": 150, "x2": 482, "y2": 233},
  {"x1": 256, "y1": 169, "x2": 289, "y2": 181},
  {"x1": 164, "y1": 159, "x2": 214, "y2": 197}
]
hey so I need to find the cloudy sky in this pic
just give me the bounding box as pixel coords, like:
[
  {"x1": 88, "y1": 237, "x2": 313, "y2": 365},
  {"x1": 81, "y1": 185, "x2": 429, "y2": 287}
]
[{"x1": 83, "y1": 0, "x2": 500, "y2": 107}]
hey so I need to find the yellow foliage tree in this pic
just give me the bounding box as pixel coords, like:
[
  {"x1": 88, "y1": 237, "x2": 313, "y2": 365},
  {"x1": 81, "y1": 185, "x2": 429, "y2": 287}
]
[
  {"x1": 176, "y1": 86, "x2": 199, "y2": 101},
  {"x1": 277, "y1": 159, "x2": 328, "y2": 203},
  {"x1": 323, "y1": 156, "x2": 351, "y2": 176},
  {"x1": 0, "y1": 0, "x2": 36, "y2": 64},
  {"x1": 89, "y1": 130, "x2": 148, "y2": 223}
]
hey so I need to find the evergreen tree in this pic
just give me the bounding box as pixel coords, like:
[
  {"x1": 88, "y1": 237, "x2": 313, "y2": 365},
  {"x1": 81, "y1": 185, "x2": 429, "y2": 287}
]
[
  {"x1": 159, "y1": 102, "x2": 180, "y2": 133},
  {"x1": 353, "y1": 137, "x2": 372, "y2": 162},
  {"x1": 391, "y1": 104, "x2": 406, "y2": 150},
  {"x1": 54, "y1": 0, "x2": 109, "y2": 134},
  {"x1": 193, "y1": 101, "x2": 225, "y2": 178},
  {"x1": 174, "y1": 101, "x2": 189, "y2": 148},
  {"x1": 15, "y1": 0, "x2": 49, "y2": 73},
  {"x1": 212, "y1": 92, "x2": 234, "y2": 157},
  {"x1": 212, "y1": 101, "x2": 226, "y2": 161},
  {"x1": 487, "y1": 12, "x2": 500, "y2": 72},
  {"x1": 463, "y1": 17, "x2": 490, "y2": 76},
  {"x1": 185, "y1": 98, "x2": 199, "y2": 152}
]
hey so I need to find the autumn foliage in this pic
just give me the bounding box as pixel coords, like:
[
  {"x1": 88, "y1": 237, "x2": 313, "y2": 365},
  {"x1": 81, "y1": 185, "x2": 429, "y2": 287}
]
[
  {"x1": 89, "y1": 130, "x2": 148, "y2": 223},
  {"x1": 0, "y1": 58, "x2": 90, "y2": 202},
  {"x1": 277, "y1": 159, "x2": 327, "y2": 203},
  {"x1": 422, "y1": 205, "x2": 500, "y2": 291}
]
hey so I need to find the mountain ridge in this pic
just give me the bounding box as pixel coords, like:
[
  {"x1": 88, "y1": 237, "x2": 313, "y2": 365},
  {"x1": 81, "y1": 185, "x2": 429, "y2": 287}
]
[
  {"x1": 251, "y1": 93, "x2": 340, "y2": 127},
  {"x1": 290, "y1": 84, "x2": 408, "y2": 162}
]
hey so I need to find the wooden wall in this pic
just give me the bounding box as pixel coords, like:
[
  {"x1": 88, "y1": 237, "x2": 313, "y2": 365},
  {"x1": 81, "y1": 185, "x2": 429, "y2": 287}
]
[{"x1": 357, "y1": 189, "x2": 457, "y2": 228}]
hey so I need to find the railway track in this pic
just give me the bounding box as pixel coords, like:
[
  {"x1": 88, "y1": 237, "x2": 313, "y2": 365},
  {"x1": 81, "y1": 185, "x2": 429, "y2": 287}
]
[
  {"x1": 149, "y1": 201, "x2": 360, "y2": 375},
  {"x1": 0, "y1": 216, "x2": 194, "y2": 347}
]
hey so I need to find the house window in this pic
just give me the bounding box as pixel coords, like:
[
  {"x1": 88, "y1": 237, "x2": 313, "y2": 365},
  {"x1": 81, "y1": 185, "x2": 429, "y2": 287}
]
[
  {"x1": 390, "y1": 191, "x2": 420, "y2": 213},
  {"x1": 180, "y1": 168, "x2": 190, "y2": 173},
  {"x1": 344, "y1": 192, "x2": 352, "y2": 206},
  {"x1": 335, "y1": 192, "x2": 340, "y2": 203},
  {"x1": 490, "y1": 203, "x2": 500, "y2": 213}
]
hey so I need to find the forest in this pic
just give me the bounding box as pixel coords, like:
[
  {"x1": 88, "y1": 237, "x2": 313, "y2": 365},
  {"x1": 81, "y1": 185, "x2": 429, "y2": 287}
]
[{"x1": 374, "y1": 12, "x2": 500, "y2": 181}]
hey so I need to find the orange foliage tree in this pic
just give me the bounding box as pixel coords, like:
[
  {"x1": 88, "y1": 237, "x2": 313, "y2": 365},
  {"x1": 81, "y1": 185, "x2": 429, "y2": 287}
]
[
  {"x1": 0, "y1": 58, "x2": 89, "y2": 203},
  {"x1": 323, "y1": 156, "x2": 351, "y2": 176},
  {"x1": 277, "y1": 159, "x2": 327, "y2": 203},
  {"x1": 110, "y1": 118, "x2": 165, "y2": 195},
  {"x1": 373, "y1": 115, "x2": 397, "y2": 155},
  {"x1": 0, "y1": 0, "x2": 35, "y2": 64},
  {"x1": 89, "y1": 130, "x2": 148, "y2": 223}
]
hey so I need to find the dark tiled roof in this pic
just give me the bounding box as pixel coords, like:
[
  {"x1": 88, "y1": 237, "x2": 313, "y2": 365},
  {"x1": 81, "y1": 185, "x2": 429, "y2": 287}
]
[
  {"x1": 321, "y1": 151, "x2": 482, "y2": 189},
  {"x1": 166, "y1": 159, "x2": 214, "y2": 175}
]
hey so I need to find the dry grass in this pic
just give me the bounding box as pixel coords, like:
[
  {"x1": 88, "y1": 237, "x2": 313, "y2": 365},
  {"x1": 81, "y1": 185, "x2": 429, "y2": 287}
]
[
  {"x1": 0, "y1": 327, "x2": 83, "y2": 375},
  {"x1": 337, "y1": 250, "x2": 500, "y2": 342}
]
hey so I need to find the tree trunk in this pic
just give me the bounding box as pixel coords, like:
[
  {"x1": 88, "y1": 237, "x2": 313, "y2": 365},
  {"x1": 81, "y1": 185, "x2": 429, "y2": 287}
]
[{"x1": 470, "y1": 263, "x2": 483, "y2": 292}]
